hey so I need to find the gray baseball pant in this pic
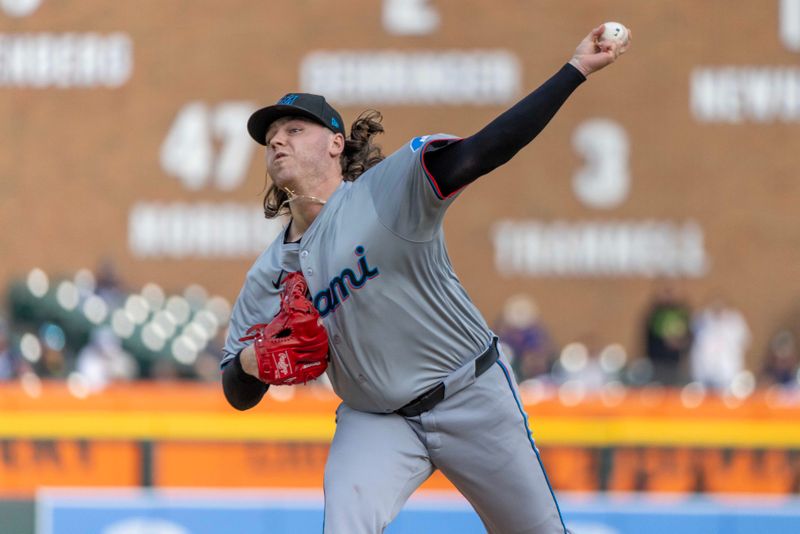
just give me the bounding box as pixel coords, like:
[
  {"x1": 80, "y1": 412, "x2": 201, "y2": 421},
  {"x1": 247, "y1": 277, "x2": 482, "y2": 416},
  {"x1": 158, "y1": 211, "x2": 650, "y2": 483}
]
[{"x1": 322, "y1": 352, "x2": 566, "y2": 533}]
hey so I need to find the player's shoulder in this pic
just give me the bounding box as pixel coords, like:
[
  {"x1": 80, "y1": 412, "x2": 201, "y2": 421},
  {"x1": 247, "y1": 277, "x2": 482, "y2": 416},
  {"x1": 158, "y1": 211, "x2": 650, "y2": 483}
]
[
  {"x1": 374, "y1": 133, "x2": 460, "y2": 167},
  {"x1": 405, "y1": 133, "x2": 460, "y2": 154},
  {"x1": 355, "y1": 133, "x2": 460, "y2": 185}
]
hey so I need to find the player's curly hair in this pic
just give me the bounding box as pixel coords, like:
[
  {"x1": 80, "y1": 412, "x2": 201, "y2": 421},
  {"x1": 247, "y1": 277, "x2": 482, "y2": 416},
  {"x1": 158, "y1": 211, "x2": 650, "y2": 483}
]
[{"x1": 262, "y1": 110, "x2": 386, "y2": 219}]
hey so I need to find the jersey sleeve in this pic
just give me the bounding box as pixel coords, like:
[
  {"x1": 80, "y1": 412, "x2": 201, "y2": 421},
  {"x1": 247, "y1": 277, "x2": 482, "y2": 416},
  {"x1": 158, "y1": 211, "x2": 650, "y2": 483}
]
[
  {"x1": 365, "y1": 133, "x2": 463, "y2": 242},
  {"x1": 221, "y1": 258, "x2": 285, "y2": 367}
]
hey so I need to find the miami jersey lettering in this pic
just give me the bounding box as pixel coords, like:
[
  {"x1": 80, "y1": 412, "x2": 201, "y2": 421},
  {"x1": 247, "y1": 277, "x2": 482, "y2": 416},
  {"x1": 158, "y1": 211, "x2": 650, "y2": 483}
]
[{"x1": 313, "y1": 246, "x2": 379, "y2": 317}]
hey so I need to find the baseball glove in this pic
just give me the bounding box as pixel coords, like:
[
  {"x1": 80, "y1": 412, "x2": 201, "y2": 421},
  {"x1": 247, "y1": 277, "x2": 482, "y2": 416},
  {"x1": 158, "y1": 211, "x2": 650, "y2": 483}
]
[{"x1": 239, "y1": 272, "x2": 329, "y2": 385}]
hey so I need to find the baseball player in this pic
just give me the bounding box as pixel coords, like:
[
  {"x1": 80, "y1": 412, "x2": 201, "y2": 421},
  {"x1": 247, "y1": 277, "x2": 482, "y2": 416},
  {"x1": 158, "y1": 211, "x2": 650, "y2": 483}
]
[{"x1": 222, "y1": 25, "x2": 630, "y2": 533}]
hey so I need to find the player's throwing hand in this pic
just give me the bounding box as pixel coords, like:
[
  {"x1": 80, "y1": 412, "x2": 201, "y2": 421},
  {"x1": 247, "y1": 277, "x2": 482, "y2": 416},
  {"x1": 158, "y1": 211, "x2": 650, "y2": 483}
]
[{"x1": 569, "y1": 23, "x2": 632, "y2": 77}]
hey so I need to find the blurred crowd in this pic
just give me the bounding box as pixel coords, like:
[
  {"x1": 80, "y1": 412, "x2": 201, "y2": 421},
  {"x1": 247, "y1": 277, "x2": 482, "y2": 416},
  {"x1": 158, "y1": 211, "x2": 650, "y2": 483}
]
[
  {"x1": 2, "y1": 265, "x2": 799, "y2": 402},
  {"x1": 0, "y1": 262, "x2": 228, "y2": 394},
  {"x1": 494, "y1": 282, "x2": 800, "y2": 402}
]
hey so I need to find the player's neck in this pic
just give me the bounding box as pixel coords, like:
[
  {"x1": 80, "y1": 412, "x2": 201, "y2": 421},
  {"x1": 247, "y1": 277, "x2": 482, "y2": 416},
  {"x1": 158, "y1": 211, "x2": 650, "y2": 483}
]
[
  {"x1": 285, "y1": 175, "x2": 343, "y2": 241},
  {"x1": 286, "y1": 204, "x2": 324, "y2": 241}
]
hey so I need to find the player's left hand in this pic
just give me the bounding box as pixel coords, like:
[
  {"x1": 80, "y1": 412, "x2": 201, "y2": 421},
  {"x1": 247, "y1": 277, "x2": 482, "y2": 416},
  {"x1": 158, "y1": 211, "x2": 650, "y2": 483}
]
[
  {"x1": 568, "y1": 24, "x2": 632, "y2": 77},
  {"x1": 239, "y1": 272, "x2": 330, "y2": 385}
]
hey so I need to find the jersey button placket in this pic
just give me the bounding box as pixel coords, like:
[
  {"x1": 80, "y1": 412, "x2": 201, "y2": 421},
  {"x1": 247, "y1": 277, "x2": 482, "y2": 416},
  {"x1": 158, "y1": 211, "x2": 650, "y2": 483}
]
[{"x1": 299, "y1": 250, "x2": 313, "y2": 278}]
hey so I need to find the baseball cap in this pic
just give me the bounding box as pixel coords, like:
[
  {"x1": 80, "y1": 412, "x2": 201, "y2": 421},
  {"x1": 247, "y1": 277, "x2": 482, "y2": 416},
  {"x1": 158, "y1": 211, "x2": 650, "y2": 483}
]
[{"x1": 247, "y1": 93, "x2": 345, "y2": 145}]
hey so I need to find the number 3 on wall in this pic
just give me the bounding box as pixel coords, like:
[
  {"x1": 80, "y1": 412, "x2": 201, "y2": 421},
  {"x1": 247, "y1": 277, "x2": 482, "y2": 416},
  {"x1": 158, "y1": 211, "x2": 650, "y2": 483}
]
[{"x1": 571, "y1": 118, "x2": 631, "y2": 210}]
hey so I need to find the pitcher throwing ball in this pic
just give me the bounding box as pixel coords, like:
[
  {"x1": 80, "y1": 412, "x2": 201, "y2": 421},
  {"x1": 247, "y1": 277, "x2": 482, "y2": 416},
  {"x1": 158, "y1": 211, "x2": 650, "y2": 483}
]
[{"x1": 222, "y1": 24, "x2": 631, "y2": 533}]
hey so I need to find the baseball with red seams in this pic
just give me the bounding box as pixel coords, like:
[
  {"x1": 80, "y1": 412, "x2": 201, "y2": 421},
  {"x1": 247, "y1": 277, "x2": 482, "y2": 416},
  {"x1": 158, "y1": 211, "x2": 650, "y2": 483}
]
[{"x1": 600, "y1": 22, "x2": 629, "y2": 45}]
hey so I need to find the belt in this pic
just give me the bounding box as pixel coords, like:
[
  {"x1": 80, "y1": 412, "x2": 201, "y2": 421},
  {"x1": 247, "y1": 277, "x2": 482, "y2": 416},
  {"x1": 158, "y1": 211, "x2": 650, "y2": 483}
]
[{"x1": 395, "y1": 337, "x2": 499, "y2": 418}]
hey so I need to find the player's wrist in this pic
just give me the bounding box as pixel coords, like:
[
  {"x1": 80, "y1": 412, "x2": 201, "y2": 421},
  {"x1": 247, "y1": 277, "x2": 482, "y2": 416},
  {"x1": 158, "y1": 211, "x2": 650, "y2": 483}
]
[
  {"x1": 568, "y1": 57, "x2": 591, "y2": 77},
  {"x1": 239, "y1": 345, "x2": 260, "y2": 378}
]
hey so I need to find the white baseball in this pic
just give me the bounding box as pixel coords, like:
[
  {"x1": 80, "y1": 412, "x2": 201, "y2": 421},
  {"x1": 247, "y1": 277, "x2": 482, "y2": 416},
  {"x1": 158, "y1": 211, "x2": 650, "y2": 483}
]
[{"x1": 600, "y1": 21, "x2": 629, "y2": 45}]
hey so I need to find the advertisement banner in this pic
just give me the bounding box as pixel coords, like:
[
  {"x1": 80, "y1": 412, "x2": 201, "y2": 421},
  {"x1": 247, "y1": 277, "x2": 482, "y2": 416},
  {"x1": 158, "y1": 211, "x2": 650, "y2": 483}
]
[{"x1": 37, "y1": 489, "x2": 800, "y2": 534}]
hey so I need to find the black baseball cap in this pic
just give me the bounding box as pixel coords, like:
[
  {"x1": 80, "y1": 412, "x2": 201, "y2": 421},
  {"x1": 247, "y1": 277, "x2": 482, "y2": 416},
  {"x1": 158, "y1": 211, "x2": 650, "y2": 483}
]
[{"x1": 247, "y1": 93, "x2": 345, "y2": 145}]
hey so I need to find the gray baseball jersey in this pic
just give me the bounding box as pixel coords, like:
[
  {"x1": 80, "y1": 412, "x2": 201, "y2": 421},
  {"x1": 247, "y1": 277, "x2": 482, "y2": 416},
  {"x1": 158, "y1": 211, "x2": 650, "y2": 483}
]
[
  {"x1": 224, "y1": 133, "x2": 567, "y2": 533},
  {"x1": 223, "y1": 133, "x2": 493, "y2": 413}
]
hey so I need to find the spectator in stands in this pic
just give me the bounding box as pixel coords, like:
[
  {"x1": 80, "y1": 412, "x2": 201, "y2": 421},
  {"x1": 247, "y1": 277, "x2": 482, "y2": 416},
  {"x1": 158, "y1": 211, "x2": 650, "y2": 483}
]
[
  {"x1": 151, "y1": 357, "x2": 180, "y2": 381},
  {"x1": 0, "y1": 319, "x2": 24, "y2": 380},
  {"x1": 75, "y1": 327, "x2": 138, "y2": 391},
  {"x1": 494, "y1": 293, "x2": 556, "y2": 382},
  {"x1": 36, "y1": 342, "x2": 69, "y2": 379},
  {"x1": 94, "y1": 258, "x2": 126, "y2": 308},
  {"x1": 553, "y1": 333, "x2": 617, "y2": 391},
  {"x1": 193, "y1": 351, "x2": 223, "y2": 382},
  {"x1": 641, "y1": 283, "x2": 692, "y2": 386},
  {"x1": 689, "y1": 297, "x2": 751, "y2": 390},
  {"x1": 760, "y1": 329, "x2": 798, "y2": 388}
]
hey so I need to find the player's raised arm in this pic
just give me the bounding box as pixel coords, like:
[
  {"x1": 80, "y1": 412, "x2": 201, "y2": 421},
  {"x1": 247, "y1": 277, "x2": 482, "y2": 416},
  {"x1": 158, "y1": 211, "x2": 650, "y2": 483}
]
[{"x1": 425, "y1": 23, "x2": 631, "y2": 198}]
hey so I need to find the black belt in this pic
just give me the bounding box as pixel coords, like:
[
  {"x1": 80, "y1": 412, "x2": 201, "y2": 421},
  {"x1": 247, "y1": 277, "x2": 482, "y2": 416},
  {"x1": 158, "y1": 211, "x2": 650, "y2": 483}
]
[{"x1": 395, "y1": 337, "x2": 499, "y2": 418}]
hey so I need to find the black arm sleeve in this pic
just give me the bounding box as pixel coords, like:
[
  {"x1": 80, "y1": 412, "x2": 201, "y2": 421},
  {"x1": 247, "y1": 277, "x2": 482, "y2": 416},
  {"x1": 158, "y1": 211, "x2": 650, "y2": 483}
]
[
  {"x1": 221, "y1": 352, "x2": 268, "y2": 411},
  {"x1": 425, "y1": 63, "x2": 586, "y2": 197}
]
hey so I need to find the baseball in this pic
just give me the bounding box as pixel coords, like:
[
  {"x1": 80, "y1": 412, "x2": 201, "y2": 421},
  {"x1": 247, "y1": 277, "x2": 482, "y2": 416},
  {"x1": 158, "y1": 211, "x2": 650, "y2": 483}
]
[{"x1": 600, "y1": 21, "x2": 629, "y2": 45}]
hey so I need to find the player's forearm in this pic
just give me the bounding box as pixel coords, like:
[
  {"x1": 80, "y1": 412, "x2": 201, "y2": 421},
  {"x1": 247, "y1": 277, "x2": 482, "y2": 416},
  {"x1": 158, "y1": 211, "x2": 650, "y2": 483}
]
[
  {"x1": 222, "y1": 352, "x2": 269, "y2": 410},
  {"x1": 426, "y1": 63, "x2": 586, "y2": 196},
  {"x1": 476, "y1": 62, "x2": 586, "y2": 160}
]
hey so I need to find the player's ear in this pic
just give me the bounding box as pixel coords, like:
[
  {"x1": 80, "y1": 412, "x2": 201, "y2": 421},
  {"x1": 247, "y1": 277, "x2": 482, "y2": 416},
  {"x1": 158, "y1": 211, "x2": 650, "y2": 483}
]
[{"x1": 329, "y1": 132, "x2": 345, "y2": 158}]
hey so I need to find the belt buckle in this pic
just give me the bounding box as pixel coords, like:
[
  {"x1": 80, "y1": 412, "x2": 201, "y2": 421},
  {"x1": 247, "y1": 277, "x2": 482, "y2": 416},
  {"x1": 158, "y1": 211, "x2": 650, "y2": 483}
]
[
  {"x1": 399, "y1": 382, "x2": 444, "y2": 417},
  {"x1": 418, "y1": 382, "x2": 443, "y2": 403}
]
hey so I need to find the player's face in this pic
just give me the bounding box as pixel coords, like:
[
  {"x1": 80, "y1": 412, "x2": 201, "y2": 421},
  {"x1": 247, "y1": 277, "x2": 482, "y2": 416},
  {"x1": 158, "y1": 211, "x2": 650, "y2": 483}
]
[{"x1": 265, "y1": 117, "x2": 338, "y2": 188}]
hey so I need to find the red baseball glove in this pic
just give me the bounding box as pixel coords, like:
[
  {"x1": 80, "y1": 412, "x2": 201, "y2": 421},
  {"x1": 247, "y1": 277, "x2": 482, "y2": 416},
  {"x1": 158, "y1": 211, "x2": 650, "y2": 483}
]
[{"x1": 239, "y1": 272, "x2": 329, "y2": 385}]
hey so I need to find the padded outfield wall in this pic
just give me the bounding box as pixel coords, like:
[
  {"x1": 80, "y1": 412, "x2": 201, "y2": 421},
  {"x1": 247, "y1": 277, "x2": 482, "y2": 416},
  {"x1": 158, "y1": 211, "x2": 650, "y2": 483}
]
[{"x1": 1, "y1": 383, "x2": 800, "y2": 532}]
